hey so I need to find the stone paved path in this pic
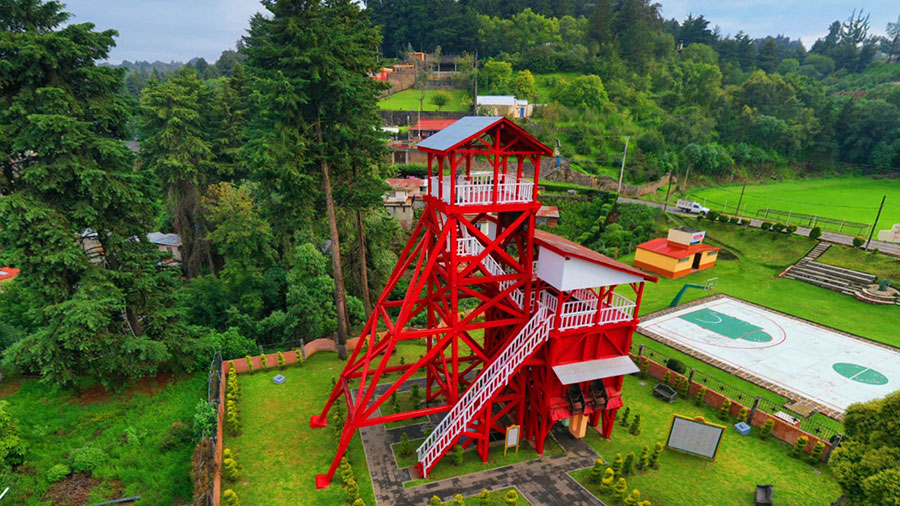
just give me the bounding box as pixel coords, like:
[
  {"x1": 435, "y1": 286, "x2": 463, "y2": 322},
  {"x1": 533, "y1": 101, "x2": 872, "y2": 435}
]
[{"x1": 355, "y1": 377, "x2": 606, "y2": 506}]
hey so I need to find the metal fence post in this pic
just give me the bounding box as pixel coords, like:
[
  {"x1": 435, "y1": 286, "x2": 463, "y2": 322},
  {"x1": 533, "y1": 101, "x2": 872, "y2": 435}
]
[
  {"x1": 824, "y1": 434, "x2": 843, "y2": 463},
  {"x1": 748, "y1": 396, "x2": 761, "y2": 425},
  {"x1": 688, "y1": 368, "x2": 695, "y2": 384},
  {"x1": 638, "y1": 344, "x2": 644, "y2": 356}
]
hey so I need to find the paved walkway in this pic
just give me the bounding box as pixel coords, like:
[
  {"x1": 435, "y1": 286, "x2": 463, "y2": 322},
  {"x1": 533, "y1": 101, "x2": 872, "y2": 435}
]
[
  {"x1": 354, "y1": 380, "x2": 605, "y2": 506},
  {"x1": 617, "y1": 197, "x2": 900, "y2": 257}
]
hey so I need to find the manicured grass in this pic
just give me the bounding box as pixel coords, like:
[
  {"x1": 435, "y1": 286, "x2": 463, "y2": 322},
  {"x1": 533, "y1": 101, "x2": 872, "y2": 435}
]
[
  {"x1": 400, "y1": 437, "x2": 563, "y2": 487},
  {"x1": 0, "y1": 372, "x2": 204, "y2": 505},
  {"x1": 223, "y1": 354, "x2": 375, "y2": 506},
  {"x1": 378, "y1": 89, "x2": 471, "y2": 112},
  {"x1": 382, "y1": 389, "x2": 430, "y2": 429},
  {"x1": 818, "y1": 245, "x2": 900, "y2": 283},
  {"x1": 684, "y1": 177, "x2": 900, "y2": 229},
  {"x1": 572, "y1": 375, "x2": 842, "y2": 506},
  {"x1": 436, "y1": 487, "x2": 531, "y2": 505}
]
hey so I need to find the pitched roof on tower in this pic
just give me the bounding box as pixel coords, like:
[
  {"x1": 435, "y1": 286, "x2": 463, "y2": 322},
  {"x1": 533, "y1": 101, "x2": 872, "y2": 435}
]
[
  {"x1": 534, "y1": 229, "x2": 657, "y2": 282},
  {"x1": 416, "y1": 116, "x2": 553, "y2": 155}
]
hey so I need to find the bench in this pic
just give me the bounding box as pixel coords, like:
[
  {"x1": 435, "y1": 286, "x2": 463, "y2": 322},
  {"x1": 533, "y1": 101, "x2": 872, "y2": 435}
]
[
  {"x1": 755, "y1": 484, "x2": 773, "y2": 506},
  {"x1": 652, "y1": 383, "x2": 677, "y2": 403}
]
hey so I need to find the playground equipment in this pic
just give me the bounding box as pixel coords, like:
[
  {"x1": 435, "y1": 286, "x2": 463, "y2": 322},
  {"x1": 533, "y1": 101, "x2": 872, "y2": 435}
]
[
  {"x1": 669, "y1": 278, "x2": 718, "y2": 307},
  {"x1": 310, "y1": 117, "x2": 657, "y2": 487}
]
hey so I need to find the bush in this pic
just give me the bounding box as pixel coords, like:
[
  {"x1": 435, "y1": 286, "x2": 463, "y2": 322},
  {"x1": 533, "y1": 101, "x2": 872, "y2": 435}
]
[
  {"x1": 772, "y1": 223, "x2": 786, "y2": 233},
  {"x1": 706, "y1": 210, "x2": 720, "y2": 222},
  {"x1": 346, "y1": 477, "x2": 360, "y2": 503},
  {"x1": 792, "y1": 435, "x2": 809, "y2": 458},
  {"x1": 739, "y1": 218, "x2": 750, "y2": 226},
  {"x1": 339, "y1": 457, "x2": 353, "y2": 484},
  {"x1": 760, "y1": 418, "x2": 774, "y2": 440},
  {"x1": 222, "y1": 489, "x2": 241, "y2": 506},
  {"x1": 718, "y1": 399, "x2": 732, "y2": 420},
  {"x1": 193, "y1": 400, "x2": 217, "y2": 441},
  {"x1": 0, "y1": 400, "x2": 27, "y2": 468},
  {"x1": 811, "y1": 440, "x2": 826, "y2": 462},
  {"x1": 277, "y1": 351, "x2": 286, "y2": 369},
  {"x1": 611, "y1": 452, "x2": 624, "y2": 478},
  {"x1": 809, "y1": 226, "x2": 822, "y2": 240},
  {"x1": 70, "y1": 446, "x2": 106, "y2": 473},
  {"x1": 853, "y1": 236, "x2": 865, "y2": 248},
  {"x1": 737, "y1": 407, "x2": 749, "y2": 423},
  {"x1": 619, "y1": 407, "x2": 631, "y2": 427},
  {"x1": 665, "y1": 358, "x2": 686, "y2": 374},
  {"x1": 259, "y1": 354, "x2": 268, "y2": 370},
  {"x1": 663, "y1": 370, "x2": 671, "y2": 386},
  {"x1": 245, "y1": 355, "x2": 254, "y2": 374},
  {"x1": 453, "y1": 493, "x2": 466, "y2": 506},
  {"x1": 453, "y1": 445, "x2": 464, "y2": 466},
  {"x1": 761, "y1": 222, "x2": 773, "y2": 231},
  {"x1": 590, "y1": 458, "x2": 605, "y2": 483},
  {"x1": 505, "y1": 489, "x2": 519, "y2": 505},
  {"x1": 650, "y1": 442, "x2": 663, "y2": 469},
  {"x1": 430, "y1": 496, "x2": 443, "y2": 506},
  {"x1": 223, "y1": 457, "x2": 239, "y2": 481},
  {"x1": 786, "y1": 225, "x2": 797, "y2": 234},
  {"x1": 46, "y1": 463, "x2": 70, "y2": 483},
  {"x1": 639, "y1": 357, "x2": 648, "y2": 379},
  {"x1": 599, "y1": 467, "x2": 615, "y2": 494},
  {"x1": 479, "y1": 489, "x2": 490, "y2": 504},
  {"x1": 718, "y1": 214, "x2": 730, "y2": 223},
  {"x1": 295, "y1": 348, "x2": 303, "y2": 366},
  {"x1": 694, "y1": 386, "x2": 706, "y2": 406},
  {"x1": 637, "y1": 446, "x2": 650, "y2": 471},
  {"x1": 629, "y1": 415, "x2": 641, "y2": 436},
  {"x1": 624, "y1": 489, "x2": 641, "y2": 506},
  {"x1": 613, "y1": 477, "x2": 628, "y2": 503},
  {"x1": 729, "y1": 216, "x2": 739, "y2": 224},
  {"x1": 679, "y1": 378, "x2": 689, "y2": 398},
  {"x1": 623, "y1": 451, "x2": 636, "y2": 474},
  {"x1": 352, "y1": 499, "x2": 366, "y2": 506},
  {"x1": 400, "y1": 432, "x2": 412, "y2": 457}
]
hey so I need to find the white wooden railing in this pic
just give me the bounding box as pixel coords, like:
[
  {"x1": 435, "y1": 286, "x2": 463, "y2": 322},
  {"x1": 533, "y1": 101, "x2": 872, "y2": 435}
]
[
  {"x1": 429, "y1": 174, "x2": 534, "y2": 206},
  {"x1": 416, "y1": 304, "x2": 550, "y2": 476},
  {"x1": 557, "y1": 290, "x2": 636, "y2": 330}
]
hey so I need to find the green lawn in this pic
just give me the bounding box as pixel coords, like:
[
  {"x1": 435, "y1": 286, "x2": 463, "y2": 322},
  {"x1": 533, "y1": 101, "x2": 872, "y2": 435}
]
[
  {"x1": 683, "y1": 177, "x2": 900, "y2": 229},
  {"x1": 818, "y1": 245, "x2": 900, "y2": 283},
  {"x1": 437, "y1": 487, "x2": 531, "y2": 505},
  {"x1": 222, "y1": 354, "x2": 376, "y2": 506},
  {"x1": 394, "y1": 436, "x2": 563, "y2": 487},
  {"x1": 0, "y1": 373, "x2": 204, "y2": 505},
  {"x1": 378, "y1": 89, "x2": 471, "y2": 112},
  {"x1": 572, "y1": 375, "x2": 842, "y2": 506}
]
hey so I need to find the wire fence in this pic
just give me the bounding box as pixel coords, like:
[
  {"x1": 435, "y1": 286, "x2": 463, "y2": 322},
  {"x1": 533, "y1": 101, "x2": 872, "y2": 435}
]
[
  {"x1": 634, "y1": 343, "x2": 843, "y2": 441},
  {"x1": 755, "y1": 208, "x2": 870, "y2": 236},
  {"x1": 194, "y1": 352, "x2": 222, "y2": 506}
]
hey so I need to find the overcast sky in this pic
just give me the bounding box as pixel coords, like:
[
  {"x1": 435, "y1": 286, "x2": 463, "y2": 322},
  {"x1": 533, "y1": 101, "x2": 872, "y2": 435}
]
[{"x1": 61, "y1": 0, "x2": 898, "y2": 64}]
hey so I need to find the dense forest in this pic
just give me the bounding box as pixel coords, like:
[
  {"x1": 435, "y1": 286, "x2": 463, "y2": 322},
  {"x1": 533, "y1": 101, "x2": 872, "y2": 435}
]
[{"x1": 2, "y1": 0, "x2": 900, "y2": 388}]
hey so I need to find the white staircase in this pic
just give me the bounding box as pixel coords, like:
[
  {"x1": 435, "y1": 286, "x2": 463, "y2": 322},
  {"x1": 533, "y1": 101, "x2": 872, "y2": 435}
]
[{"x1": 416, "y1": 304, "x2": 550, "y2": 476}]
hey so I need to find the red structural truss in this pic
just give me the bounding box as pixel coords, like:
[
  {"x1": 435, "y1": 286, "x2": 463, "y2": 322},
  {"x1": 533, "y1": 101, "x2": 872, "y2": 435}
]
[{"x1": 311, "y1": 117, "x2": 657, "y2": 488}]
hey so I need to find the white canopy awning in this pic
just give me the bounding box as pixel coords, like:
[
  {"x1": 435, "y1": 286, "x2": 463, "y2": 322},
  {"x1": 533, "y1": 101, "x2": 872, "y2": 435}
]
[{"x1": 552, "y1": 356, "x2": 639, "y2": 385}]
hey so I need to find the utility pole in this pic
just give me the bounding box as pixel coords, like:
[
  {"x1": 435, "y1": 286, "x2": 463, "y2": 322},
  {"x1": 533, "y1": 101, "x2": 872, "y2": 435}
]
[
  {"x1": 736, "y1": 180, "x2": 747, "y2": 217},
  {"x1": 865, "y1": 195, "x2": 886, "y2": 251},
  {"x1": 662, "y1": 171, "x2": 673, "y2": 214},
  {"x1": 617, "y1": 136, "x2": 630, "y2": 195}
]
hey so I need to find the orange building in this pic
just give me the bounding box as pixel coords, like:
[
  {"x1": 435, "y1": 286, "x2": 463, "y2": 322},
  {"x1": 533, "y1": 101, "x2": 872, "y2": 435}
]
[{"x1": 634, "y1": 227, "x2": 720, "y2": 279}]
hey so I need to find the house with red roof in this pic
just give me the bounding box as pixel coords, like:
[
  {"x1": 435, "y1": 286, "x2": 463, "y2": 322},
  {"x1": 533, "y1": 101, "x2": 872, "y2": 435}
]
[
  {"x1": 0, "y1": 266, "x2": 20, "y2": 285},
  {"x1": 634, "y1": 227, "x2": 720, "y2": 279}
]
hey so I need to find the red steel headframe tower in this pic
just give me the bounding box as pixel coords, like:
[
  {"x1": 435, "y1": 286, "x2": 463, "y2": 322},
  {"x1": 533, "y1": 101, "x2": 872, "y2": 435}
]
[{"x1": 311, "y1": 117, "x2": 657, "y2": 488}]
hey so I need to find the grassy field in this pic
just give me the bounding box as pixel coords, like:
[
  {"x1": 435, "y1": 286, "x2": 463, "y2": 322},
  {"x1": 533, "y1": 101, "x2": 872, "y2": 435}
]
[
  {"x1": 572, "y1": 375, "x2": 842, "y2": 506},
  {"x1": 818, "y1": 246, "x2": 900, "y2": 283},
  {"x1": 394, "y1": 435, "x2": 563, "y2": 487},
  {"x1": 683, "y1": 177, "x2": 900, "y2": 229},
  {"x1": 378, "y1": 89, "x2": 471, "y2": 112},
  {"x1": 0, "y1": 373, "x2": 204, "y2": 505}
]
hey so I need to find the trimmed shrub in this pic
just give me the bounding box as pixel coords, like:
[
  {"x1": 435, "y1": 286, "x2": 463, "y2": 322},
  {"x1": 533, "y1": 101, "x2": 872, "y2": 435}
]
[
  {"x1": 718, "y1": 214, "x2": 730, "y2": 223},
  {"x1": 611, "y1": 452, "x2": 624, "y2": 477},
  {"x1": 706, "y1": 210, "x2": 720, "y2": 222},
  {"x1": 590, "y1": 458, "x2": 605, "y2": 483},
  {"x1": 811, "y1": 440, "x2": 826, "y2": 462},
  {"x1": 624, "y1": 489, "x2": 641, "y2": 506},
  {"x1": 663, "y1": 370, "x2": 671, "y2": 386},
  {"x1": 786, "y1": 225, "x2": 797, "y2": 234},
  {"x1": 339, "y1": 457, "x2": 353, "y2": 484},
  {"x1": 650, "y1": 442, "x2": 663, "y2": 469},
  {"x1": 637, "y1": 446, "x2": 650, "y2": 471},
  {"x1": 71, "y1": 446, "x2": 106, "y2": 473},
  {"x1": 694, "y1": 386, "x2": 706, "y2": 406},
  {"x1": 352, "y1": 499, "x2": 366, "y2": 506},
  {"x1": 619, "y1": 407, "x2": 631, "y2": 427},
  {"x1": 346, "y1": 477, "x2": 360, "y2": 503},
  {"x1": 259, "y1": 354, "x2": 268, "y2": 370},
  {"x1": 245, "y1": 355, "x2": 254, "y2": 374},
  {"x1": 46, "y1": 463, "x2": 70, "y2": 483},
  {"x1": 223, "y1": 457, "x2": 239, "y2": 481},
  {"x1": 772, "y1": 223, "x2": 786, "y2": 233},
  {"x1": 792, "y1": 436, "x2": 809, "y2": 458},
  {"x1": 222, "y1": 489, "x2": 241, "y2": 506},
  {"x1": 760, "y1": 222, "x2": 773, "y2": 231},
  {"x1": 737, "y1": 407, "x2": 749, "y2": 423},
  {"x1": 453, "y1": 445, "x2": 464, "y2": 466},
  {"x1": 729, "y1": 216, "x2": 739, "y2": 225},
  {"x1": 613, "y1": 477, "x2": 628, "y2": 503},
  {"x1": 809, "y1": 226, "x2": 822, "y2": 240},
  {"x1": 505, "y1": 489, "x2": 519, "y2": 505},
  {"x1": 666, "y1": 358, "x2": 686, "y2": 374},
  {"x1": 411, "y1": 384, "x2": 421, "y2": 410},
  {"x1": 453, "y1": 493, "x2": 466, "y2": 506},
  {"x1": 599, "y1": 468, "x2": 615, "y2": 494},
  {"x1": 639, "y1": 357, "x2": 648, "y2": 379},
  {"x1": 853, "y1": 236, "x2": 865, "y2": 248},
  {"x1": 739, "y1": 218, "x2": 750, "y2": 226},
  {"x1": 623, "y1": 451, "x2": 636, "y2": 475},
  {"x1": 295, "y1": 348, "x2": 303, "y2": 366},
  {"x1": 760, "y1": 418, "x2": 774, "y2": 440},
  {"x1": 400, "y1": 432, "x2": 412, "y2": 457},
  {"x1": 479, "y1": 489, "x2": 490, "y2": 504},
  {"x1": 718, "y1": 399, "x2": 732, "y2": 420},
  {"x1": 629, "y1": 415, "x2": 641, "y2": 436},
  {"x1": 430, "y1": 496, "x2": 443, "y2": 506},
  {"x1": 679, "y1": 377, "x2": 689, "y2": 398},
  {"x1": 277, "y1": 351, "x2": 286, "y2": 369}
]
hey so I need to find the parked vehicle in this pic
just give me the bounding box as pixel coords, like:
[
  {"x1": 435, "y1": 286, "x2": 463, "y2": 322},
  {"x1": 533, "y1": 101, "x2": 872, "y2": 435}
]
[{"x1": 676, "y1": 199, "x2": 710, "y2": 215}]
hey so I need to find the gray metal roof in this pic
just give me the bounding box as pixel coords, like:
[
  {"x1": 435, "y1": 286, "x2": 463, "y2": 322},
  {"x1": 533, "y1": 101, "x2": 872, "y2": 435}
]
[
  {"x1": 476, "y1": 95, "x2": 516, "y2": 106},
  {"x1": 416, "y1": 116, "x2": 503, "y2": 152},
  {"x1": 147, "y1": 232, "x2": 183, "y2": 247},
  {"x1": 552, "y1": 356, "x2": 639, "y2": 385}
]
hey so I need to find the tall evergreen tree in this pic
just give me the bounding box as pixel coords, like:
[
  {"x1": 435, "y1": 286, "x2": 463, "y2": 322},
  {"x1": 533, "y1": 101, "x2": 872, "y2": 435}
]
[
  {"x1": 138, "y1": 68, "x2": 217, "y2": 278},
  {"x1": 243, "y1": 0, "x2": 385, "y2": 359},
  {"x1": 0, "y1": 0, "x2": 192, "y2": 387}
]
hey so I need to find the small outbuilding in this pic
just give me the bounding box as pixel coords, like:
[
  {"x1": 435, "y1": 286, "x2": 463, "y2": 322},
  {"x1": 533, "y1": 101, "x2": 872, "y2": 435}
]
[{"x1": 634, "y1": 227, "x2": 720, "y2": 279}]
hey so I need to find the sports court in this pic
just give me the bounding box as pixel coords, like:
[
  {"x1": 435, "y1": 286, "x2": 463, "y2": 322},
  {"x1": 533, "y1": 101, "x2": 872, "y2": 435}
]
[{"x1": 638, "y1": 296, "x2": 900, "y2": 413}]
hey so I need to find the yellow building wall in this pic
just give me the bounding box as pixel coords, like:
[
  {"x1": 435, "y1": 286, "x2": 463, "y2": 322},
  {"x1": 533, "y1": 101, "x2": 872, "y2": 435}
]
[
  {"x1": 634, "y1": 248, "x2": 680, "y2": 272},
  {"x1": 699, "y1": 250, "x2": 718, "y2": 267}
]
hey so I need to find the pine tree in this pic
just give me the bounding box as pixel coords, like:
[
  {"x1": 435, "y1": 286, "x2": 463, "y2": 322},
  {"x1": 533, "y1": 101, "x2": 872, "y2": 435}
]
[
  {"x1": 792, "y1": 436, "x2": 809, "y2": 458},
  {"x1": 811, "y1": 440, "x2": 826, "y2": 462},
  {"x1": 694, "y1": 387, "x2": 706, "y2": 406},
  {"x1": 623, "y1": 452, "x2": 636, "y2": 475},
  {"x1": 590, "y1": 458, "x2": 605, "y2": 483},
  {"x1": 760, "y1": 418, "x2": 774, "y2": 440},
  {"x1": 630, "y1": 415, "x2": 642, "y2": 436},
  {"x1": 718, "y1": 399, "x2": 732, "y2": 420},
  {"x1": 0, "y1": 0, "x2": 194, "y2": 388},
  {"x1": 650, "y1": 442, "x2": 664, "y2": 469},
  {"x1": 613, "y1": 477, "x2": 628, "y2": 503},
  {"x1": 400, "y1": 432, "x2": 412, "y2": 457}
]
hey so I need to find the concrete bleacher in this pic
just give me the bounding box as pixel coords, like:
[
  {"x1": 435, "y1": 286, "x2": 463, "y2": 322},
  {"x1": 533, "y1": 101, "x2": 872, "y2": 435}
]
[{"x1": 784, "y1": 257, "x2": 876, "y2": 295}]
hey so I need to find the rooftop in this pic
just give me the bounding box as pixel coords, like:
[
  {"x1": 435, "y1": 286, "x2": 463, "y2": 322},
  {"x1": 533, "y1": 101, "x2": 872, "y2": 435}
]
[
  {"x1": 416, "y1": 116, "x2": 503, "y2": 152},
  {"x1": 410, "y1": 119, "x2": 457, "y2": 132},
  {"x1": 476, "y1": 95, "x2": 516, "y2": 106},
  {"x1": 537, "y1": 205, "x2": 559, "y2": 218},
  {"x1": 636, "y1": 237, "x2": 721, "y2": 259},
  {"x1": 147, "y1": 232, "x2": 182, "y2": 247},
  {"x1": 534, "y1": 229, "x2": 657, "y2": 282},
  {"x1": 0, "y1": 266, "x2": 20, "y2": 281}
]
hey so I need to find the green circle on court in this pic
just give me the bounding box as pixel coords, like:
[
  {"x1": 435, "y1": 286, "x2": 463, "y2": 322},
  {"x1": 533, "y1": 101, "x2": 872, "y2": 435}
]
[{"x1": 832, "y1": 363, "x2": 890, "y2": 385}]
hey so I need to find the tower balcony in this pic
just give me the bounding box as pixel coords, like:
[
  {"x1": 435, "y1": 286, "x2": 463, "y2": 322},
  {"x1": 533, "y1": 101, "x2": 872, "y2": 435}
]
[
  {"x1": 542, "y1": 289, "x2": 637, "y2": 332},
  {"x1": 429, "y1": 173, "x2": 535, "y2": 207}
]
